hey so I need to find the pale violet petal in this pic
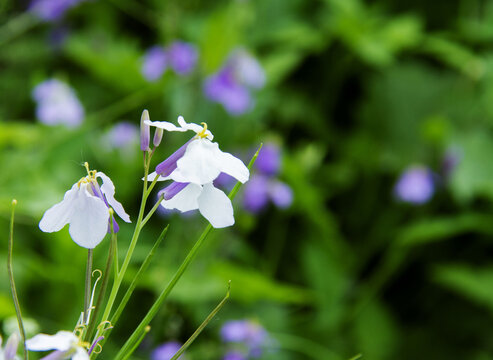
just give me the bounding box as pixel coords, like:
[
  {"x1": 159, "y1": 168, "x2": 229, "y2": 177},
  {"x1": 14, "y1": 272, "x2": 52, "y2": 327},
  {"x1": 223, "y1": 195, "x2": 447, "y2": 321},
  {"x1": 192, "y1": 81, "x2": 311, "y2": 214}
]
[
  {"x1": 144, "y1": 172, "x2": 170, "y2": 182},
  {"x1": 68, "y1": 183, "x2": 109, "y2": 249},
  {"x1": 26, "y1": 331, "x2": 77, "y2": 352},
  {"x1": 4, "y1": 333, "x2": 19, "y2": 360},
  {"x1": 170, "y1": 140, "x2": 221, "y2": 184},
  {"x1": 197, "y1": 183, "x2": 234, "y2": 228},
  {"x1": 39, "y1": 183, "x2": 78, "y2": 233},
  {"x1": 177, "y1": 116, "x2": 213, "y2": 139},
  {"x1": 144, "y1": 120, "x2": 186, "y2": 132},
  {"x1": 160, "y1": 183, "x2": 202, "y2": 212},
  {"x1": 96, "y1": 172, "x2": 131, "y2": 223},
  {"x1": 212, "y1": 145, "x2": 249, "y2": 183},
  {"x1": 72, "y1": 347, "x2": 90, "y2": 360}
]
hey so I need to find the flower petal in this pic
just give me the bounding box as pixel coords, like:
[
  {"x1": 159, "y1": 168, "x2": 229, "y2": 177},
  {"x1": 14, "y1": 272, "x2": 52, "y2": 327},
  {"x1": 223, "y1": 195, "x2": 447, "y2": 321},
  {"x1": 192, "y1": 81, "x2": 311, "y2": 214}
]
[
  {"x1": 170, "y1": 140, "x2": 222, "y2": 184},
  {"x1": 39, "y1": 184, "x2": 78, "y2": 233},
  {"x1": 144, "y1": 120, "x2": 186, "y2": 132},
  {"x1": 96, "y1": 172, "x2": 131, "y2": 223},
  {"x1": 198, "y1": 183, "x2": 234, "y2": 228},
  {"x1": 177, "y1": 116, "x2": 213, "y2": 139},
  {"x1": 73, "y1": 347, "x2": 90, "y2": 360},
  {"x1": 68, "y1": 183, "x2": 110, "y2": 249},
  {"x1": 160, "y1": 183, "x2": 202, "y2": 212},
  {"x1": 212, "y1": 145, "x2": 249, "y2": 184},
  {"x1": 26, "y1": 331, "x2": 77, "y2": 352},
  {"x1": 145, "y1": 171, "x2": 170, "y2": 182},
  {"x1": 4, "y1": 333, "x2": 19, "y2": 360}
]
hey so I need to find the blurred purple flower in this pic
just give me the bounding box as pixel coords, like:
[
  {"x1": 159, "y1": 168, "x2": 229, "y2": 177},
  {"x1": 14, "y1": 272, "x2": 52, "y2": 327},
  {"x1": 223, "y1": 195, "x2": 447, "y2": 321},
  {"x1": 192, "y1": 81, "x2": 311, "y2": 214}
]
[
  {"x1": 29, "y1": 0, "x2": 86, "y2": 21},
  {"x1": 242, "y1": 175, "x2": 270, "y2": 213},
  {"x1": 32, "y1": 78, "x2": 84, "y2": 128},
  {"x1": 167, "y1": 41, "x2": 198, "y2": 75},
  {"x1": 221, "y1": 320, "x2": 270, "y2": 358},
  {"x1": 151, "y1": 341, "x2": 183, "y2": 360},
  {"x1": 204, "y1": 67, "x2": 252, "y2": 115},
  {"x1": 269, "y1": 181, "x2": 293, "y2": 209},
  {"x1": 106, "y1": 122, "x2": 139, "y2": 149},
  {"x1": 214, "y1": 172, "x2": 236, "y2": 191},
  {"x1": 394, "y1": 166, "x2": 435, "y2": 204},
  {"x1": 142, "y1": 46, "x2": 168, "y2": 82},
  {"x1": 223, "y1": 351, "x2": 248, "y2": 360},
  {"x1": 203, "y1": 49, "x2": 265, "y2": 116},
  {"x1": 256, "y1": 143, "x2": 281, "y2": 176}
]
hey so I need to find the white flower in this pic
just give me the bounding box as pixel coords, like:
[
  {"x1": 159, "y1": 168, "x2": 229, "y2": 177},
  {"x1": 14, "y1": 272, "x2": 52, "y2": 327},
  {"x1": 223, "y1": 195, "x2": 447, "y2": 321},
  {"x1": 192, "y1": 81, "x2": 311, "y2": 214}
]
[
  {"x1": 0, "y1": 333, "x2": 19, "y2": 360},
  {"x1": 145, "y1": 116, "x2": 249, "y2": 228},
  {"x1": 39, "y1": 166, "x2": 131, "y2": 248},
  {"x1": 26, "y1": 331, "x2": 89, "y2": 360}
]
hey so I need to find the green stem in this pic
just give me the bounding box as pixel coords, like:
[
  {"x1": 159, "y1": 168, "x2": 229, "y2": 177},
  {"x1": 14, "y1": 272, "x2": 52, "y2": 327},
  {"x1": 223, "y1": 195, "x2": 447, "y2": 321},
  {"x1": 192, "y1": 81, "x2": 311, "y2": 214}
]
[
  {"x1": 0, "y1": 13, "x2": 39, "y2": 47},
  {"x1": 7, "y1": 200, "x2": 28, "y2": 360},
  {"x1": 271, "y1": 333, "x2": 343, "y2": 360},
  {"x1": 168, "y1": 282, "x2": 231, "y2": 360},
  {"x1": 115, "y1": 146, "x2": 262, "y2": 359},
  {"x1": 120, "y1": 326, "x2": 151, "y2": 360},
  {"x1": 84, "y1": 249, "x2": 93, "y2": 324},
  {"x1": 85, "y1": 211, "x2": 117, "y2": 342},
  {"x1": 141, "y1": 195, "x2": 164, "y2": 227}
]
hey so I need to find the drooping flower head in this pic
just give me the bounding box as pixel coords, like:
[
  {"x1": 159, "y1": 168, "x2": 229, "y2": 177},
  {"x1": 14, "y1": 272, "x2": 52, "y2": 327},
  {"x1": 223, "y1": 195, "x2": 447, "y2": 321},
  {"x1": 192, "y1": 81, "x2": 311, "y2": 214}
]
[
  {"x1": 203, "y1": 49, "x2": 265, "y2": 116},
  {"x1": 29, "y1": 0, "x2": 88, "y2": 22},
  {"x1": 145, "y1": 116, "x2": 249, "y2": 228},
  {"x1": 26, "y1": 330, "x2": 93, "y2": 360},
  {"x1": 394, "y1": 165, "x2": 435, "y2": 204},
  {"x1": 141, "y1": 46, "x2": 168, "y2": 82},
  {"x1": 0, "y1": 333, "x2": 19, "y2": 360},
  {"x1": 32, "y1": 79, "x2": 84, "y2": 128},
  {"x1": 39, "y1": 163, "x2": 131, "y2": 248},
  {"x1": 151, "y1": 341, "x2": 185, "y2": 360}
]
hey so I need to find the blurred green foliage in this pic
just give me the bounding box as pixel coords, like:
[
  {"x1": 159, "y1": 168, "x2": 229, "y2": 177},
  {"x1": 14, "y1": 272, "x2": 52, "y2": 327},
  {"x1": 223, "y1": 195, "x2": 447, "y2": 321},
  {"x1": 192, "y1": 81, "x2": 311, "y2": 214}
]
[{"x1": 3, "y1": 0, "x2": 493, "y2": 359}]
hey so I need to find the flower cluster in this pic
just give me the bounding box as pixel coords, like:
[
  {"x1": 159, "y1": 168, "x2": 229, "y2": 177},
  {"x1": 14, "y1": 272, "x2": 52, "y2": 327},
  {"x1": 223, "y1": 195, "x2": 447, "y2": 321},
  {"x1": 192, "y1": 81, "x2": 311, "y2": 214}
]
[
  {"x1": 220, "y1": 320, "x2": 271, "y2": 359},
  {"x1": 32, "y1": 79, "x2": 84, "y2": 128},
  {"x1": 242, "y1": 143, "x2": 293, "y2": 213},
  {"x1": 146, "y1": 115, "x2": 250, "y2": 228},
  {"x1": 204, "y1": 49, "x2": 265, "y2": 116},
  {"x1": 29, "y1": 0, "x2": 88, "y2": 21},
  {"x1": 141, "y1": 41, "x2": 198, "y2": 82},
  {"x1": 39, "y1": 164, "x2": 130, "y2": 248}
]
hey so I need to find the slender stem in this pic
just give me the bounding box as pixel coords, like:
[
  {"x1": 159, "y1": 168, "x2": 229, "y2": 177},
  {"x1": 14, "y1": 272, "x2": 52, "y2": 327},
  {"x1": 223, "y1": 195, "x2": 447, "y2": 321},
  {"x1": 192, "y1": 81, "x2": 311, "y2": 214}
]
[
  {"x1": 91, "y1": 152, "x2": 152, "y2": 359},
  {"x1": 84, "y1": 250, "x2": 94, "y2": 324},
  {"x1": 95, "y1": 225, "x2": 169, "y2": 352},
  {"x1": 168, "y1": 282, "x2": 231, "y2": 360},
  {"x1": 120, "y1": 326, "x2": 151, "y2": 360},
  {"x1": 141, "y1": 195, "x2": 164, "y2": 227},
  {"x1": 0, "y1": 13, "x2": 39, "y2": 47},
  {"x1": 115, "y1": 145, "x2": 262, "y2": 359},
  {"x1": 85, "y1": 211, "x2": 117, "y2": 342},
  {"x1": 7, "y1": 200, "x2": 28, "y2": 360}
]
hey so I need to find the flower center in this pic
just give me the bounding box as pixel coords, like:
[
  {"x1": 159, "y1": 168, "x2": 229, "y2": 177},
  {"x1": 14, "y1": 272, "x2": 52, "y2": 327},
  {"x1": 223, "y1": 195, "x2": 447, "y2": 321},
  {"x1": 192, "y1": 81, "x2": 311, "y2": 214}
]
[
  {"x1": 196, "y1": 122, "x2": 208, "y2": 139},
  {"x1": 77, "y1": 162, "x2": 98, "y2": 187}
]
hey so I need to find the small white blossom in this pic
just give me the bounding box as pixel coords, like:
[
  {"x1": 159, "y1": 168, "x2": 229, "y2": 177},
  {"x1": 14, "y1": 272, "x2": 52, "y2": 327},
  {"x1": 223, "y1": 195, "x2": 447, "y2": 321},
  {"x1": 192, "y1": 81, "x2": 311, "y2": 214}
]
[
  {"x1": 145, "y1": 117, "x2": 249, "y2": 228},
  {"x1": 0, "y1": 333, "x2": 19, "y2": 360},
  {"x1": 26, "y1": 331, "x2": 89, "y2": 360},
  {"x1": 39, "y1": 166, "x2": 131, "y2": 248}
]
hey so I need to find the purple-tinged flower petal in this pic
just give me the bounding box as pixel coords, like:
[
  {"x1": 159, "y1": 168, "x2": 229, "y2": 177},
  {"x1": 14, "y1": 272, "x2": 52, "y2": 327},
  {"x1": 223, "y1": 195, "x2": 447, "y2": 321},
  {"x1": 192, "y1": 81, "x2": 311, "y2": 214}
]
[
  {"x1": 269, "y1": 181, "x2": 293, "y2": 209},
  {"x1": 141, "y1": 46, "x2": 168, "y2": 82},
  {"x1": 158, "y1": 181, "x2": 189, "y2": 200},
  {"x1": 221, "y1": 320, "x2": 251, "y2": 343},
  {"x1": 30, "y1": 0, "x2": 85, "y2": 21},
  {"x1": 255, "y1": 143, "x2": 281, "y2": 176},
  {"x1": 242, "y1": 175, "x2": 270, "y2": 213},
  {"x1": 140, "y1": 109, "x2": 151, "y2": 151},
  {"x1": 4, "y1": 333, "x2": 19, "y2": 360},
  {"x1": 155, "y1": 139, "x2": 193, "y2": 177},
  {"x1": 231, "y1": 50, "x2": 266, "y2": 89},
  {"x1": 394, "y1": 166, "x2": 435, "y2": 204},
  {"x1": 151, "y1": 341, "x2": 184, "y2": 360},
  {"x1": 166, "y1": 41, "x2": 198, "y2": 75}
]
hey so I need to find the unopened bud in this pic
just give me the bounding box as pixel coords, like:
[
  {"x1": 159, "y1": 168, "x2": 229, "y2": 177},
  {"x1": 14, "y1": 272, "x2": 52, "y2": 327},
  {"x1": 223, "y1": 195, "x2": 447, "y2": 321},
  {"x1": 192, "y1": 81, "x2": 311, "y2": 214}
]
[
  {"x1": 140, "y1": 109, "x2": 150, "y2": 151},
  {"x1": 153, "y1": 127, "x2": 164, "y2": 147}
]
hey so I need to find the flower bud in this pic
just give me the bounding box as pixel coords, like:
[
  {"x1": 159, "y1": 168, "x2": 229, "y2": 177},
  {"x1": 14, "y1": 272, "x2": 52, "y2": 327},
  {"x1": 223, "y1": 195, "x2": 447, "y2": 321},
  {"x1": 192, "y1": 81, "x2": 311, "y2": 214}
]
[
  {"x1": 153, "y1": 127, "x2": 164, "y2": 147},
  {"x1": 140, "y1": 109, "x2": 151, "y2": 151}
]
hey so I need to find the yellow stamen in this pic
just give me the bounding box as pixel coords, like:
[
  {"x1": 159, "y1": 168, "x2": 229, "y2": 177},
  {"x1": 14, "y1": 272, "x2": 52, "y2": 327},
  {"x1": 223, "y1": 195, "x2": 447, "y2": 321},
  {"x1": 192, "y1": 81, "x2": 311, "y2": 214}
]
[{"x1": 197, "y1": 122, "x2": 208, "y2": 139}]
